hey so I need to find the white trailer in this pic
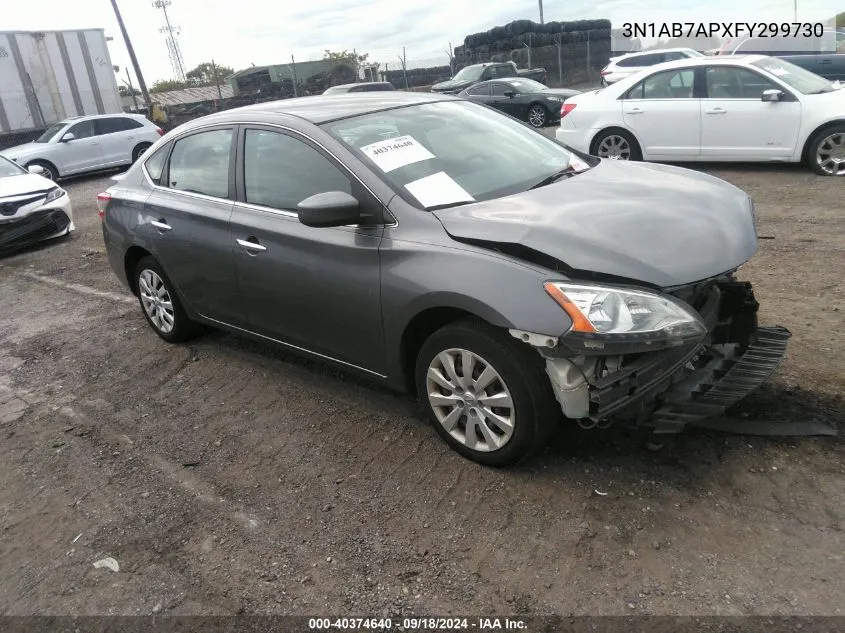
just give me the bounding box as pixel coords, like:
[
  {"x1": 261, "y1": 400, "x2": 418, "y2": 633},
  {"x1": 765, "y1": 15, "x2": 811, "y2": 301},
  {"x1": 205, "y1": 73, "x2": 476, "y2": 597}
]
[{"x1": 0, "y1": 29, "x2": 123, "y2": 137}]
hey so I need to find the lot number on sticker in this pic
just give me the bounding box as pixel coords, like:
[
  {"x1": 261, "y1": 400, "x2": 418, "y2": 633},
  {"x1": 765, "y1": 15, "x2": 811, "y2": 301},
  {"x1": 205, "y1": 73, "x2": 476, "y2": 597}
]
[{"x1": 360, "y1": 135, "x2": 435, "y2": 172}]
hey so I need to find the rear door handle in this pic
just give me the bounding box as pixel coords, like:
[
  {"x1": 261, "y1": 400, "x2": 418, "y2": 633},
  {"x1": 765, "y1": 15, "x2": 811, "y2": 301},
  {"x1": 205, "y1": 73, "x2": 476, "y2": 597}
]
[
  {"x1": 705, "y1": 108, "x2": 726, "y2": 114},
  {"x1": 151, "y1": 219, "x2": 172, "y2": 231},
  {"x1": 237, "y1": 237, "x2": 266, "y2": 252}
]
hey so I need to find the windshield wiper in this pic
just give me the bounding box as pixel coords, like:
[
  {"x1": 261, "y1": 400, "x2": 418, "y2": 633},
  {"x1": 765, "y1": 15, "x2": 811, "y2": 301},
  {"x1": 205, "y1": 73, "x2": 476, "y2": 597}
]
[
  {"x1": 529, "y1": 168, "x2": 575, "y2": 190},
  {"x1": 426, "y1": 200, "x2": 476, "y2": 211}
]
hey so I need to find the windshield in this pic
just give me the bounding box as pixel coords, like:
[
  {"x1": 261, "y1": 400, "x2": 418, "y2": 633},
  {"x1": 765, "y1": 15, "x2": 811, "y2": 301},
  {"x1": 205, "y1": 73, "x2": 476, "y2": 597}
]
[
  {"x1": 323, "y1": 100, "x2": 593, "y2": 210},
  {"x1": 502, "y1": 78, "x2": 547, "y2": 92},
  {"x1": 34, "y1": 122, "x2": 67, "y2": 143},
  {"x1": 0, "y1": 155, "x2": 26, "y2": 177},
  {"x1": 752, "y1": 58, "x2": 836, "y2": 94},
  {"x1": 452, "y1": 66, "x2": 485, "y2": 81}
]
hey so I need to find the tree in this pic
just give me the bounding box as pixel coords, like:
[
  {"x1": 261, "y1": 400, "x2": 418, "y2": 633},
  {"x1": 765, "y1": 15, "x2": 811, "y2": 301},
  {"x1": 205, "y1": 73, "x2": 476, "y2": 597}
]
[
  {"x1": 150, "y1": 78, "x2": 189, "y2": 93},
  {"x1": 323, "y1": 49, "x2": 373, "y2": 65},
  {"x1": 185, "y1": 62, "x2": 235, "y2": 87},
  {"x1": 837, "y1": 11, "x2": 844, "y2": 28}
]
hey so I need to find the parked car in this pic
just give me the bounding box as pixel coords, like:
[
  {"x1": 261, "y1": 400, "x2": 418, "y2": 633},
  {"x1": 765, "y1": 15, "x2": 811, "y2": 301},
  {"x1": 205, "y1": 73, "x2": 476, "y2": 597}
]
[
  {"x1": 324, "y1": 82, "x2": 396, "y2": 94},
  {"x1": 99, "y1": 91, "x2": 789, "y2": 466},
  {"x1": 0, "y1": 155, "x2": 74, "y2": 254},
  {"x1": 557, "y1": 55, "x2": 845, "y2": 176},
  {"x1": 459, "y1": 77, "x2": 581, "y2": 127},
  {"x1": 0, "y1": 114, "x2": 164, "y2": 181},
  {"x1": 432, "y1": 62, "x2": 547, "y2": 94},
  {"x1": 718, "y1": 29, "x2": 845, "y2": 81},
  {"x1": 600, "y1": 48, "x2": 705, "y2": 85}
]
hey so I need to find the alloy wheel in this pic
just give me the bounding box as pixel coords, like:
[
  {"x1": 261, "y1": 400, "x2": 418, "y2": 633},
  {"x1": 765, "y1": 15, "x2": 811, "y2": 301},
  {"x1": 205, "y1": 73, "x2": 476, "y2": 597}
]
[
  {"x1": 138, "y1": 269, "x2": 175, "y2": 334},
  {"x1": 425, "y1": 348, "x2": 515, "y2": 453},
  {"x1": 815, "y1": 132, "x2": 845, "y2": 176},
  {"x1": 597, "y1": 134, "x2": 631, "y2": 160},
  {"x1": 528, "y1": 105, "x2": 547, "y2": 128}
]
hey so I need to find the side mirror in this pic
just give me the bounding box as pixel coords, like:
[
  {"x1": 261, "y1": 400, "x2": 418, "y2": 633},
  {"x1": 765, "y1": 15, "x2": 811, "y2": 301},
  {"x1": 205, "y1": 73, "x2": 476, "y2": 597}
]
[
  {"x1": 761, "y1": 89, "x2": 784, "y2": 102},
  {"x1": 60, "y1": 133, "x2": 76, "y2": 142},
  {"x1": 504, "y1": 90, "x2": 516, "y2": 98},
  {"x1": 28, "y1": 164, "x2": 46, "y2": 175},
  {"x1": 297, "y1": 191, "x2": 362, "y2": 228}
]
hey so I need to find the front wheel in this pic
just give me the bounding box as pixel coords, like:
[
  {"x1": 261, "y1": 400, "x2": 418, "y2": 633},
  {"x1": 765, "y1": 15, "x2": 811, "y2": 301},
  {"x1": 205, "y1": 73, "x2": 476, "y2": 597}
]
[
  {"x1": 808, "y1": 127, "x2": 845, "y2": 176},
  {"x1": 415, "y1": 319, "x2": 559, "y2": 466},
  {"x1": 527, "y1": 104, "x2": 548, "y2": 128},
  {"x1": 134, "y1": 256, "x2": 200, "y2": 343}
]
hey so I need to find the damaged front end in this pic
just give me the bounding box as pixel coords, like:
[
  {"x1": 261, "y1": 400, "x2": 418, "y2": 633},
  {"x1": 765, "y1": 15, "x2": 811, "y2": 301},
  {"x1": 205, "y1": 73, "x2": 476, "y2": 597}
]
[{"x1": 512, "y1": 276, "x2": 790, "y2": 433}]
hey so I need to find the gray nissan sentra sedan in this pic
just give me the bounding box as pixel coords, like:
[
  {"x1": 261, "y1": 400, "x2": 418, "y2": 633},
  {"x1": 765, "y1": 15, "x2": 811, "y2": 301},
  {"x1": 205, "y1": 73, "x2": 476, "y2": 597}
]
[{"x1": 99, "y1": 91, "x2": 790, "y2": 466}]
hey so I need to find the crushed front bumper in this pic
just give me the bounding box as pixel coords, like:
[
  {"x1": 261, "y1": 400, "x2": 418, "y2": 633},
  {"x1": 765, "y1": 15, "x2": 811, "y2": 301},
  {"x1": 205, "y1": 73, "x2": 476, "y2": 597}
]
[
  {"x1": 0, "y1": 207, "x2": 74, "y2": 255},
  {"x1": 535, "y1": 278, "x2": 791, "y2": 433}
]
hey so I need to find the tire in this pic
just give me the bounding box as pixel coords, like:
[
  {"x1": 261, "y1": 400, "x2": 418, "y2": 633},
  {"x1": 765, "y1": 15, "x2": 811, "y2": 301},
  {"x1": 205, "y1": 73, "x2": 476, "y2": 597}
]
[
  {"x1": 132, "y1": 143, "x2": 152, "y2": 163},
  {"x1": 414, "y1": 319, "x2": 559, "y2": 467},
  {"x1": 527, "y1": 103, "x2": 549, "y2": 128},
  {"x1": 807, "y1": 125, "x2": 845, "y2": 176},
  {"x1": 134, "y1": 256, "x2": 200, "y2": 343},
  {"x1": 26, "y1": 160, "x2": 58, "y2": 181},
  {"x1": 591, "y1": 128, "x2": 641, "y2": 161}
]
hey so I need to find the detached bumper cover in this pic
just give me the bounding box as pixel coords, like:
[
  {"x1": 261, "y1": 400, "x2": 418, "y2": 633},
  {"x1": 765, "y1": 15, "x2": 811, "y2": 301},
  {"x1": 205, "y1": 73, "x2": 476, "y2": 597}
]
[
  {"x1": 589, "y1": 326, "x2": 790, "y2": 432},
  {"x1": 557, "y1": 279, "x2": 791, "y2": 432},
  {"x1": 0, "y1": 208, "x2": 72, "y2": 255}
]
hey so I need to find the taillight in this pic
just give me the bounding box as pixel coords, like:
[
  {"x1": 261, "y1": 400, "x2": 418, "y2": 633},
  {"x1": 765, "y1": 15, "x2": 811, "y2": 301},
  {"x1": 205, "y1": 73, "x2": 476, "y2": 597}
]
[
  {"x1": 155, "y1": 127, "x2": 164, "y2": 136},
  {"x1": 560, "y1": 103, "x2": 577, "y2": 118},
  {"x1": 600, "y1": 69, "x2": 610, "y2": 76},
  {"x1": 97, "y1": 192, "x2": 111, "y2": 219}
]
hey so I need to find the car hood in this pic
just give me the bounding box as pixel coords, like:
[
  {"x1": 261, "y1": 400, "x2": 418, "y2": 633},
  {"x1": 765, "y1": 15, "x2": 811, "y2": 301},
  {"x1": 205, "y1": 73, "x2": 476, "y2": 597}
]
[
  {"x1": 433, "y1": 160, "x2": 757, "y2": 288},
  {"x1": 0, "y1": 173, "x2": 54, "y2": 198},
  {"x1": 432, "y1": 79, "x2": 473, "y2": 91},
  {"x1": 1, "y1": 142, "x2": 44, "y2": 161}
]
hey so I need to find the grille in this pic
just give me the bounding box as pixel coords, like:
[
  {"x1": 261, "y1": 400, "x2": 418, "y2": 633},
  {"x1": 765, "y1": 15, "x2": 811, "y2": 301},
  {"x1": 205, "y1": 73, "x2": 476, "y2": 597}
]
[{"x1": 0, "y1": 193, "x2": 46, "y2": 217}]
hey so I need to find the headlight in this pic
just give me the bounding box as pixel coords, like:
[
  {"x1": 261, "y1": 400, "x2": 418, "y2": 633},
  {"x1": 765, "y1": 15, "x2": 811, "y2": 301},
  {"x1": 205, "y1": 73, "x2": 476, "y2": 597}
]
[
  {"x1": 544, "y1": 282, "x2": 707, "y2": 343},
  {"x1": 44, "y1": 187, "x2": 65, "y2": 204}
]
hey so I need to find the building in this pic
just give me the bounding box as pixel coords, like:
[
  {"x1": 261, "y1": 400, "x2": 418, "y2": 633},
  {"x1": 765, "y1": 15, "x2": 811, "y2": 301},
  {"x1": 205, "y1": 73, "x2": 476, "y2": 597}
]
[{"x1": 229, "y1": 59, "x2": 356, "y2": 97}]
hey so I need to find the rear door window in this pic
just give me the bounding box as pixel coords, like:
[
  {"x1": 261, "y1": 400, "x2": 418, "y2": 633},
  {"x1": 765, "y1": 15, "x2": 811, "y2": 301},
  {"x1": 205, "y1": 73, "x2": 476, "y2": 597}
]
[{"x1": 164, "y1": 128, "x2": 233, "y2": 198}]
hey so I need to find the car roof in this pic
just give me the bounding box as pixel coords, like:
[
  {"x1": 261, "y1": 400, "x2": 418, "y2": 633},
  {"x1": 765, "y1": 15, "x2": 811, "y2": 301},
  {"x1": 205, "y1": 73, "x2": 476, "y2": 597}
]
[
  {"x1": 469, "y1": 77, "x2": 544, "y2": 88},
  {"x1": 57, "y1": 112, "x2": 149, "y2": 126},
  {"x1": 614, "y1": 47, "x2": 700, "y2": 59},
  {"x1": 329, "y1": 82, "x2": 393, "y2": 90},
  {"x1": 629, "y1": 54, "x2": 763, "y2": 70},
  {"x1": 193, "y1": 92, "x2": 458, "y2": 126}
]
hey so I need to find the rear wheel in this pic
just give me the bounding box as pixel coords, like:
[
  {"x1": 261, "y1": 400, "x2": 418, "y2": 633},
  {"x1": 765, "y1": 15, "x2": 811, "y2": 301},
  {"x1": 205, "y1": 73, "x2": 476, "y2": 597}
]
[
  {"x1": 26, "y1": 160, "x2": 58, "y2": 181},
  {"x1": 591, "y1": 128, "x2": 641, "y2": 161},
  {"x1": 808, "y1": 126, "x2": 845, "y2": 176},
  {"x1": 132, "y1": 143, "x2": 152, "y2": 163},
  {"x1": 527, "y1": 104, "x2": 548, "y2": 128},
  {"x1": 415, "y1": 319, "x2": 558, "y2": 466},
  {"x1": 134, "y1": 256, "x2": 200, "y2": 343}
]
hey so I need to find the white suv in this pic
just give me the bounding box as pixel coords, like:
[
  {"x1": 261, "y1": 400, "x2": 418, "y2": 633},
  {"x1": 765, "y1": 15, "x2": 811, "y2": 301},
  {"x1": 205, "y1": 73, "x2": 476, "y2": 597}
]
[
  {"x1": 0, "y1": 114, "x2": 163, "y2": 181},
  {"x1": 600, "y1": 48, "x2": 705, "y2": 86}
]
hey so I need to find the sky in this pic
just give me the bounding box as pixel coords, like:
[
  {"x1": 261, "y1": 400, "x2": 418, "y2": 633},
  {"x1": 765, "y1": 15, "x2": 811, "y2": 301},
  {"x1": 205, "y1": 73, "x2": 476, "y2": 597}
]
[{"x1": 4, "y1": 0, "x2": 839, "y2": 88}]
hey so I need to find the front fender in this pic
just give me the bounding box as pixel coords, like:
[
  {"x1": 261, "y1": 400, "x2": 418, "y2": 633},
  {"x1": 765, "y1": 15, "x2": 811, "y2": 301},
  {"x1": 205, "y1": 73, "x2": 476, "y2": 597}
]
[{"x1": 380, "y1": 237, "x2": 574, "y2": 386}]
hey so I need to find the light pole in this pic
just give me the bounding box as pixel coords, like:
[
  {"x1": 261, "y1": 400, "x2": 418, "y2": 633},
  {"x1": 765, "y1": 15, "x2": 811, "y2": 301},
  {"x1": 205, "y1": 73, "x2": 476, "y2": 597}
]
[
  {"x1": 110, "y1": 0, "x2": 151, "y2": 106},
  {"x1": 538, "y1": 0, "x2": 544, "y2": 24}
]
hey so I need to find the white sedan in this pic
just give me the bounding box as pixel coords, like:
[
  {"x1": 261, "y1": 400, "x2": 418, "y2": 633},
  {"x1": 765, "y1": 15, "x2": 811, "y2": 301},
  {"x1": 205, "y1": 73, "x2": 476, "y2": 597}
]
[
  {"x1": 0, "y1": 156, "x2": 74, "y2": 254},
  {"x1": 556, "y1": 55, "x2": 845, "y2": 175},
  {"x1": 600, "y1": 48, "x2": 705, "y2": 85}
]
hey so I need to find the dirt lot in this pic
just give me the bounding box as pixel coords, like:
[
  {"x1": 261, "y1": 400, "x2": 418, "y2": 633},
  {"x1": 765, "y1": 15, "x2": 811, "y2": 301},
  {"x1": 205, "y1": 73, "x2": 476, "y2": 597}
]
[{"x1": 0, "y1": 158, "x2": 843, "y2": 617}]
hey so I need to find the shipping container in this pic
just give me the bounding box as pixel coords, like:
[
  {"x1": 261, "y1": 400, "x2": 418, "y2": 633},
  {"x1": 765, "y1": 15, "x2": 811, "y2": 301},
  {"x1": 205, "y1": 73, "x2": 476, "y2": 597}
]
[{"x1": 0, "y1": 29, "x2": 122, "y2": 139}]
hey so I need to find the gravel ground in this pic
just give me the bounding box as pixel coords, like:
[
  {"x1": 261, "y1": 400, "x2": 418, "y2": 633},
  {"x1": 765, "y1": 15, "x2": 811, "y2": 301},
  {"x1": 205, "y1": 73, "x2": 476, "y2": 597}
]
[{"x1": 0, "y1": 155, "x2": 842, "y2": 617}]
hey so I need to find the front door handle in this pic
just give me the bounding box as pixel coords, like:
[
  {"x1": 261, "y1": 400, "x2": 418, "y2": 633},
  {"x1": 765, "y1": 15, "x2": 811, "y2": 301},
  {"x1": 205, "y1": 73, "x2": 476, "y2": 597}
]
[
  {"x1": 705, "y1": 108, "x2": 726, "y2": 114},
  {"x1": 625, "y1": 107, "x2": 643, "y2": 114},
  {"x1": 237, "y1": 237, "x2": 267, "y2": 252},
  {"x1": 151, "y1": 219, "x2": 172, "y2": 231}
]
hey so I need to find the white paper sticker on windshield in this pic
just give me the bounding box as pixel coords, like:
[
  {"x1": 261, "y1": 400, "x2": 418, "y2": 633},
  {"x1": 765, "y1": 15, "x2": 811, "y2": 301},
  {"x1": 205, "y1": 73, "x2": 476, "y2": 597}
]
[
  {"x1": 768, "y1": 66, "x2": 790, "y2": 77},
  {"x1": 360, "y1": 135, "x2": 435, "y2": 173},
  {"x1": 404, "y1": 171, "x2": 475, "y2": 208},
  {"x1": 568, "y1": 155, "x2": 590, "y2": 172}
]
